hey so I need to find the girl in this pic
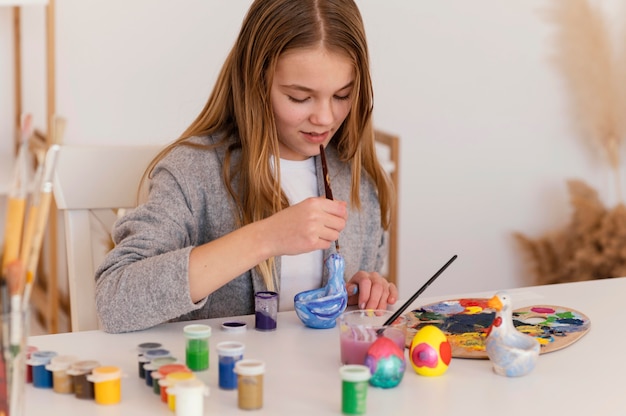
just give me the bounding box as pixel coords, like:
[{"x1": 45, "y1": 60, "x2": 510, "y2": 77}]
[{"x1": 95, "y1": 0, "x2": 397, "y2": 333}]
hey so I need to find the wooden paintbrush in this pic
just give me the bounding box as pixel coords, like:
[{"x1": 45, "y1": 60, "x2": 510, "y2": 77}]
[
  {"x1": 1, "y1": 115, "x2": 31, "y2": 277},
  {"x1": 21, "y1": 145, "x2": 60, "y2": 310},
  {"x1": 319, "y1": 144, "x2": 340, "y2": 252}
]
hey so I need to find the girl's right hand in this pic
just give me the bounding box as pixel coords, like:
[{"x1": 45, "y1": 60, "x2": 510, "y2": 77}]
[{"x1": 265, "y1": 196, "x2": 347, "y2": 256}]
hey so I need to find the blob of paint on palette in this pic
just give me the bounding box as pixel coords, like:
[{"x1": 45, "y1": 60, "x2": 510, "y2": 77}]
[{"x1": 404, "y1": 299, "x2": 591, "y2": 359}]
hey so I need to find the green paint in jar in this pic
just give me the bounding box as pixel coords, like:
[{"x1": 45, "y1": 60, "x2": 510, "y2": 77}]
[
  {"x1": 183, "y1": 324, "x2": 211, "y2": 371},
  {"x1": 339, "y1": 365, "x2": 371, "y2": 415}
]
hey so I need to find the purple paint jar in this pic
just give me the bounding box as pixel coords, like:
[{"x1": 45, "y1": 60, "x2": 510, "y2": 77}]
[{"x1": 255, "y1": 291, "x2": 278, "y2": 331}]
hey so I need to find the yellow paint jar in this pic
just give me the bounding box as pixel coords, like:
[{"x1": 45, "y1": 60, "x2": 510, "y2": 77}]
[
  {"x1": 161, "y1": 371, "x2": 196, "y2": 411},
  {"x1": 87, "y1": 366, "x2": 123, "y2": 405}
]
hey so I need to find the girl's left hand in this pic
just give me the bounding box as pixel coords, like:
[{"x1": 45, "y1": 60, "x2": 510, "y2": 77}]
[{"x1": 345, "y1": 271, "x2": 398, "y2": 310}]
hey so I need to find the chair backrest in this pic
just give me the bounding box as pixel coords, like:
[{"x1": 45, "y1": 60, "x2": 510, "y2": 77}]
[
  {"x1": 53, "y1": 144, "x2": 162, "y2": 331},
  {"x1": 374, "y1": 129, "x2": 400, "y2": 287}
]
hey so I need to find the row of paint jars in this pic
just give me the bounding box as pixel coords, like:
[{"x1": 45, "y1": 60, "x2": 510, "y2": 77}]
[
  {"x1": 137, "y1": 338, "x2": 266, "y2": 413},
  {"x1": 137, "y1": 342, "x2": 209, "y2": 416},
  {"x1": 26, "y1": 350, "x2": 122, "y2": 405}
]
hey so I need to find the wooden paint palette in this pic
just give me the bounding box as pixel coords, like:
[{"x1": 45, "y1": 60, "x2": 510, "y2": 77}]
[{"x1": 404, "y1": 298, "x2": 591, "y2": 359}]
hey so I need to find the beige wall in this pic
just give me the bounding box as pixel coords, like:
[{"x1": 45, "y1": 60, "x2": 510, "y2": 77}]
[{"x1": 3, "y1": 0, "x2": 626, "y2": 301}]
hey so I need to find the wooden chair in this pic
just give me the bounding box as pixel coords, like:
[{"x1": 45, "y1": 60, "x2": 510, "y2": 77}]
[
  {"x1": 374, "y1": 129, "x2": 400, "y2": 288},
  {"x1": 52, "y1": 144, "x2": 161, "y2": 331}
]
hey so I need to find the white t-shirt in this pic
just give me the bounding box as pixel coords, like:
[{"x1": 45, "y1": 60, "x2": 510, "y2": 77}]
[{"x1": 275, "y1": 157, "x2": 323, "y2": 311}]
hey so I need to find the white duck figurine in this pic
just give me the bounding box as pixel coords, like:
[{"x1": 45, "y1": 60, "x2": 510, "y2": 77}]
[{"x1": 485, "y1": 291, "x2": 540, "y2": 377}]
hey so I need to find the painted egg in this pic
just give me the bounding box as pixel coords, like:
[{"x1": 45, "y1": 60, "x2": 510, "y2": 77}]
[
  {"x1": 364, "y1": 336, "x2": 406, "y2": 388},
  {"x1": 409, "y1": 325, "x2": 452, "y2": 376}
]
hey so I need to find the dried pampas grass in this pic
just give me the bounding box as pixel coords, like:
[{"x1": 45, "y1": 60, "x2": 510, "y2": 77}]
[
  {"x1": 517, "y1": 1, "x2": 626, "y2": 285},
  {"x1": 545, "y1": 0, "x2": 624, "y2": 176},
  {"x1": 515, "y1": 180, "x2": 626, "y2": 285}
]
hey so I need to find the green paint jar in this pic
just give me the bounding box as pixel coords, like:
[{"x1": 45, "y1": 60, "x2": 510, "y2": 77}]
[
  {"x1": 339, "y1": 365, "x2": 371, "y2": 415},
  {"x1": 184, "y1": 324, "x2": 211, "y2": 371}
]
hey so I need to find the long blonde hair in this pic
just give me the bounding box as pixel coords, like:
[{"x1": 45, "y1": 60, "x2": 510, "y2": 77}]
[{"x1": 144, "y1": 0, "x2": 393, "y2": 289}]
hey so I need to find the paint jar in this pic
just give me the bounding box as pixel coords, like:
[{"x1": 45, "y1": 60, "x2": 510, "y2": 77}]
[
  {"x1": 160, "y1": 371, "x2": 196, "y2": 411},
  {"x1": 156, "y1": 364, "x2": 192, "y2": 402},
  {"x1": 255, "y1": 291, "x2": 278, "y2": 331},
  {"x1": 144, "y1": 356, "x2": 177, "y2": 389},
  {"x1": 66, "y1": 360, "x2": 101, "y2": 400},
  {"x1": 87, "y1": 366, "x2": 123, "y2": 405},
  {"x1": 168, "y1": 379, "x2": 209, "y2": 416},
  {"x1": 45, "y1": 355, "x2": 78, "y2": 394},
  {"x1": 339, "y1": 365, "x2": 371, "y2": 415},
  {"x1": 234, "y1": 359, "x2": 266, "y2": 410},
  {"x1": 221, "y1": 321, "x2": 247, "y2": 333},
  {"x1": 137, "y1": 342, "x2": 162, "y2": 378},
  {"x1": 25, "y1": 345, "x2": 38, "y2": 383},
  {"x1": 216, "y1": 341, "x2": 245, "y2": 390},
  {"x1": 27, "y1": 350, "x2": 57, "y2": 388},
  {"x1": 184, "y1": 324, "x2": 211, "y2": 371}
]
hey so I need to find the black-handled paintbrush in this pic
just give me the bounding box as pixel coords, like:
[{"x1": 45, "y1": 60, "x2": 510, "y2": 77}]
[{"x1": 378, "y1": 254, "x2": 458, "y2": 334}]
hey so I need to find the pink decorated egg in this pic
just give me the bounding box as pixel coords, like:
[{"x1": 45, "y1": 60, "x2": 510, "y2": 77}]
[{"x1": 364, "y1": 336, "x2": 406, "y2": 388}]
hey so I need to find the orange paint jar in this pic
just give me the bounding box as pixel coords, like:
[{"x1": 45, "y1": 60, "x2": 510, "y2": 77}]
[{"x1": 155, "y1": 364, "x2": 191, "y2": 403}]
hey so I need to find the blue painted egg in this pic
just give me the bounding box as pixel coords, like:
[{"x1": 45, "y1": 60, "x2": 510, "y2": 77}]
[{"x1": 364, "y1": 336, "x2": 406, "y2": 388}]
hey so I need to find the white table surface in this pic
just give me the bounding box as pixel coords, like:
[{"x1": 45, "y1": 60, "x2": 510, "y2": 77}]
[{"x1": 24, "y1": 277, "x2": 623, "y2": 415}]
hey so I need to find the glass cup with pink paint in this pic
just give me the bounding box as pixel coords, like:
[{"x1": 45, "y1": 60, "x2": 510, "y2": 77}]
[{"x1": 337, "y1": 309, "x2": 407, "y2": 365}]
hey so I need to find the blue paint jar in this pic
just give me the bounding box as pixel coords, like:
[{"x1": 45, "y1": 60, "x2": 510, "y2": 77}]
[
  {"x1": 144, "y1": 356, "x2": 177, "y2": 388},
  {"x1": 137, "y1": 342, "x2": 163, "y2": 379},
  {"x1": 216, "y1": 341, "x2": 245, "y2": 390},
  {"x1": 142, "y1": 348, "x2": 172, "y2": 386},
  {"x1": 143, "y1": 348, "x2": 171, "y2": 362},
  {"x1": 27, "y1": 351, "x2": 58, "y2": 388}
]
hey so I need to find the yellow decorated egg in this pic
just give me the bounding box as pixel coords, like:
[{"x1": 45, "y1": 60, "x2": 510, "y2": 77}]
[{"x1": 409, "y1": 325, "x2": 452, "y2": 376}]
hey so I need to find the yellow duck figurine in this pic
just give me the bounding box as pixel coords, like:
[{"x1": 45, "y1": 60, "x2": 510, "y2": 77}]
[{"x1": 485, "y1": 291, "x2": 540, "y2": 377}]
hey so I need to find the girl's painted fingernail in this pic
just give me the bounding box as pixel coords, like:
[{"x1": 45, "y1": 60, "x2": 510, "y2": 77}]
[{"x1": 350, "y1": 286, "x2": 358, "y2": 296}]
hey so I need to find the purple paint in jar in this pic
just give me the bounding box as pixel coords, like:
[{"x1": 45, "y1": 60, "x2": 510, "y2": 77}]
[{"x1": 255, "y1": 291, "x2": 278, "y2": 331}]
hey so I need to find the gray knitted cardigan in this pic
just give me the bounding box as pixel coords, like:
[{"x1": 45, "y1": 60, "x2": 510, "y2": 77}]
[{"x1": 95, "y1": 135, "x2": 386, "y2": 333}]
